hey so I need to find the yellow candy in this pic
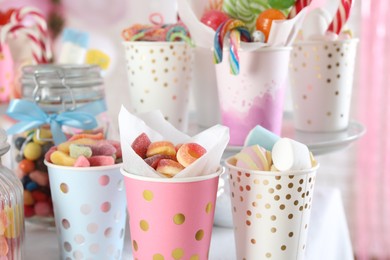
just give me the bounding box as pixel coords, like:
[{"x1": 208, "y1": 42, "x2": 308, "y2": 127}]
[
  {"x1": 50, "y1": 150, "x2": 76, "y2": 166},
  {"x1": 23, "y1": 190, "x2": 35, "y2": 206},
  {"x1": 4, "y1": 204, "x2": 23, "y2": 238},
  {"x1": 85, "y1": 49, "x2": 110, "y2": 70},
  {"x1": 23, "y1": 142, "x2": 42, "y2": 161},
  {"x1": 33, "y1": 128, "x2": 52, "y2": 145},
  {"x1": 57, "y1": 138, "x2": 98, "y2": 154}
]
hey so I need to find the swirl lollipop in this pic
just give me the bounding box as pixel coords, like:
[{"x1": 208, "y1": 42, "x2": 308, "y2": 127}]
[{"x1": 327, "y1": 0, "x2": 353, "y2": 35}]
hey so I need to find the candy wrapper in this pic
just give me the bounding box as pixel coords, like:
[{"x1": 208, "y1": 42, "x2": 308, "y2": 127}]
[{"x1": 118, "y1": 106, "x2": 229, "y2": 178}]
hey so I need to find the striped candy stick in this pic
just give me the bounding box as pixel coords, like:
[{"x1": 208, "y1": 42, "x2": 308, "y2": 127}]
[
  {"x1": 288, "y1": 0, "x2": 312, "y2": 19},
  {"x1": 0, "y1": 23, "x2": 49, "y2": 64},
  {"x1": 10, "y1": 7, "x2": 52, "y2": 62},
  {"x1": 327, "y1": 0, "x2": 353, "y2": 35}
]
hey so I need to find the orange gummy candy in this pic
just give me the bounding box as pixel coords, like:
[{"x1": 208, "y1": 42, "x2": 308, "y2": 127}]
[{"x1": 255, "y1": 9, "x2": 286, "y2": 42}]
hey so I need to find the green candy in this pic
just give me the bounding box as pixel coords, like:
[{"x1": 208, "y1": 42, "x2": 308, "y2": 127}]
[
  {"x1": 69, "y1": 144, "x2": 93, "y2": 159},
  {"x1": 268, "y1": 0, "x2": 295, "y2": 10}
]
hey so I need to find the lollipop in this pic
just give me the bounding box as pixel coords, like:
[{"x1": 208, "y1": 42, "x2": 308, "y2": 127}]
[
  {"x1": 255, "y1": 8, "x2": 286, "y2": 42},
  {"x1": 288, "y1": 0, "x2": 312, "y2": 19}
]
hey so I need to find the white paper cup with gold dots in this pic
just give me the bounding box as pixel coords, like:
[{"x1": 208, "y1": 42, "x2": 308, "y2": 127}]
[
  {"x1": 225, "y1": 157, "x2": 319, "y2": 260},
  {"x1": 289, "y1": 39, "x2": 359, "y2": 132},
  {"x1": 121, "y1": 167, "x2": 223, "y2": 260},
  {"x1": 123, "y1": 41, "x2": 193, "y2": 132},
  {"x1": 45, "y1": 162, "x2": 127, "y2": 260}
]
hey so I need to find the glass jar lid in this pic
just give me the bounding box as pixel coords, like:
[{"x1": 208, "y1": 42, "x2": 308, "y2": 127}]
[{"x1": 20, "y1": 64, "x2": 105, "y2": 112}]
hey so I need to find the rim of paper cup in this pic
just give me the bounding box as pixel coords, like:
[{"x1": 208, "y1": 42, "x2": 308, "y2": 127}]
[
  {"x1": 44, "y1": 160, "x2": 123, "y2": 171},
  {"x1": 120, "y1": 167, "x2": 224, "y2": 183},
  {"x1": 224, "y1": 156, "x2": 319, "y2": 176},
  {"x1": 222, "y1": 46, "x2": 293, "y2": 52},
  {"x1": 122, "y1": 41, "x2": 189, "y2": 47},
  {"x1": 293, "y1": 38, "x2": 359, "y2": 46}
]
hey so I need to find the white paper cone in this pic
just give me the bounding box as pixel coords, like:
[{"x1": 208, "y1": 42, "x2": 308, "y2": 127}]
[
  {"x1": 226, "y1": 157, "x2": 319, "y2": 260},
  {"x1": 123, "y1": 41, "x2": 194, "y2": 132},
  {"x1": 46, "y1": 162, "x2": 127, "y2": 260},
  {"x1": 289, "y1": 39, "x2": 359, "y2": 132}
]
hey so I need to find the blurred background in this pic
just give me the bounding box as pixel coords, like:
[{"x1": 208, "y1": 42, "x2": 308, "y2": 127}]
[{"x1": 1, "y1": 0, "x2": 389, "y2": 259}]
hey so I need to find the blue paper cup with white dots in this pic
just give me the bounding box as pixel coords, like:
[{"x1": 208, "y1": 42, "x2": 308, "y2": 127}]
[{"x1": 45, "y1": 162, "x2": 126, "y2": 260}]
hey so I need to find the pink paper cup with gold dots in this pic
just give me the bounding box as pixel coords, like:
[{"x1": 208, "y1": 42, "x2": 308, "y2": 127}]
[
  {"x1": 45, "y1": 162, "x2": 127, "y2": 260},
  {"x1": 121, "y1": 167, "x2": 223, "y2": 260},
  {"x1": 225, "y1": 157, "x2": 319, "y2": 260}
]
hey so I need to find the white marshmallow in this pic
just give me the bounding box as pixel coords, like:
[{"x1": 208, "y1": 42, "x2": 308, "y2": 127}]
[{"x1": 271, "y1": 138, "x2": 312, "y2": 171}]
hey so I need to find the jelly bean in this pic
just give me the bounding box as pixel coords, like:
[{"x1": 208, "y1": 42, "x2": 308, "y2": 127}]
[
  {"x1": 29, "y1": 170, "x2": 49, "y2": 187},
  {"x1": 89, "y1": 142, "x2": 116, "y2": 156},
  {"x1": 255, "y1": 9, "x2": 286, "y2": 42},
  {"x1": 32, "y1": 128, "x2": 52, "y2": 145},
  {"x1": 69, "y1": 144, "x2": 93, "y2": 158},
  {"x1": 19, "y1": 159, "x2": 35, "y2": 174},
  {"x1": 24, "y1": 205, "x2": 35, "y2": 218},
  {"x1": 31, "y1": 190, "x2": 49, "y2": 202},
  {"x1": 35, "y1": 158, "x2": 48, "y2": 172},
  {"x1": 50, "y1": 150, "x2": 76, "y2": 166},
  {"x1": 44, "y1": 146, "x2": 57, "y2": 163},
  {"x1": 23, "y1": 190, "x2": 35, "y2": 206},
  {"x1": 25, "y1": 181, "x2": 39, "y2": 191},
  {"x1": 57, "y1": 138, "x2": 98, "y2": 154},
  {"x1": 74, "y1": 155, "x2": 90, "y2": 167},
  {"x1": 23, "y1": 142, "x2": 42, "y2": 161},
  {"x1": 21, "y1": 175, "x2": 32, "y2": 188},
  {"x1": 88, "y1": 155, "x2": 115, "y2": 166},
  {"x1": 14, "y1": 136, "x2": 26, "y2": 150},
  {"x1": 34, "y1": 201, "x2": 52, "y2": 217}
]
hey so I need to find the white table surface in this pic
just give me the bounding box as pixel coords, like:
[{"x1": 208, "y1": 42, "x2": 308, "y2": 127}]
[{"x1": 23, "y1": 186, "x2": 353, "y2": 260}]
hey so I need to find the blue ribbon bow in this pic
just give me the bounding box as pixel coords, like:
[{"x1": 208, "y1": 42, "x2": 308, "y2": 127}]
[{"x1": 6, "y1": 99, "x2": 107, "y2": 145}]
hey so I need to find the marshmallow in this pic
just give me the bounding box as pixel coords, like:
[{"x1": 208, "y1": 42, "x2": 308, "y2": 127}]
[
  {"x1": 301, "y1": 7, "x2": 332, "y2": 40},
  {"x1": 244, "y1": 125, "x2": 280, "y2": 151},
  {"x1": 235, "y1": 145, "x2": 270, "y2": 171},
  {"x1": 271, "y1": 138, "x2": 312, "y2": 171}
]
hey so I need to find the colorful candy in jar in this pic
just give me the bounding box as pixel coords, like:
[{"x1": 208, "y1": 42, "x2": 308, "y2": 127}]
[
  {"x1": 14, "y1": 128, "x2": 55, "y2": 219},
  {"x1": 255, "y1": 8, "x2": 286, "y2": 42}
]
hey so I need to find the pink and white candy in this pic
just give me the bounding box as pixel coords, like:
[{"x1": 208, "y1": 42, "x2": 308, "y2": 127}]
[
  {"x1": 327, "y1": 0, "x2": 353, "y2": 35},
  {"x1": 288, "y1": 0, "x2": 312, "y2": 19}
]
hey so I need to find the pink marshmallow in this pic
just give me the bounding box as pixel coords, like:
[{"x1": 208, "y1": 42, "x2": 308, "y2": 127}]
[
  {"x1": 88, "y1": 155, "x2": 115, "y2": 166},
  {"x1": 88, "y1": 141, "x2": 117, "y2": 156},
  {"x1": 107, "y1": 140, "x2": 122, "y2": 158},
  {"x1": 73, "y1": 155, "x2": 91, "y2": 167}
]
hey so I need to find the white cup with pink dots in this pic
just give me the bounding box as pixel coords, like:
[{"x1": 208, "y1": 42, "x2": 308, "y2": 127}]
[
  {"x1": 45, "y1": 162, "x2": 127, "y2": 260},
  {"x1": 289, "y1": 39, "x2": 359, "y2": 132},
  {"x1": 225, "y1": 157, "x2": 319, "y2": 260},
  {"x1": 123, "y1": 41, "x2": 194, "y2": 132}
]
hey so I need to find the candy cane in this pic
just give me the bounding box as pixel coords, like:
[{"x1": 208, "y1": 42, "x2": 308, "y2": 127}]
[
  {"x1": 0, "y1": 23, "x2": 49, "y2": 63},
  {"x1": 288, "y1": 0, "x2": 312, "y2": 19},
  {"x1": 327, "y1": 0, "x2": 353, "y2": 35}
]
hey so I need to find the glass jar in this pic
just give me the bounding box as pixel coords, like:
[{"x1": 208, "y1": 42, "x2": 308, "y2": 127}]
[
  {"x1": 7, "y1": 64, "x2": 110, "y2": 226},
  {"x1": 0, "y1": 128, "x2": 24, "y2": 260}
]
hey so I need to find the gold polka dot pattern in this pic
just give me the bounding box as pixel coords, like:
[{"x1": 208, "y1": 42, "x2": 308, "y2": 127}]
[
  {"x1": 228, "y1": 165, "x2": 317, "y2": 259},
  {"x1": 123, "y1": 42, "x2": 193, "y2": 130},
  {"x1": 289, "y1": 39, "x2": 359, "y2": 132}
]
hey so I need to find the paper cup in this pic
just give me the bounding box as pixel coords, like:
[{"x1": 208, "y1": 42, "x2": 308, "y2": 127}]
[
  {"x1": 289, "y1": 39, "x2": 359, "y2": 132},
  {"x1": 123, "y1": 41, "x2": 193, "y2": 132},
  {"x1": 121, "y1": 167, "x2": 223, "y2": 260},
  {"x1": 45, "y1": 162, "x2": 127, "y2": 260},
  {"x1": 215, "y1": 47, "x2": 292, "y2": 146},
  {"x1": 192, "y1": 47, "x2": 220, "y2": 127},
  {"x1": 0, "y1": 43, "x2": 14, "y2": 103},
  {"x1": 225, "y1": 157, "x2": 319, "y2": 260}
]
